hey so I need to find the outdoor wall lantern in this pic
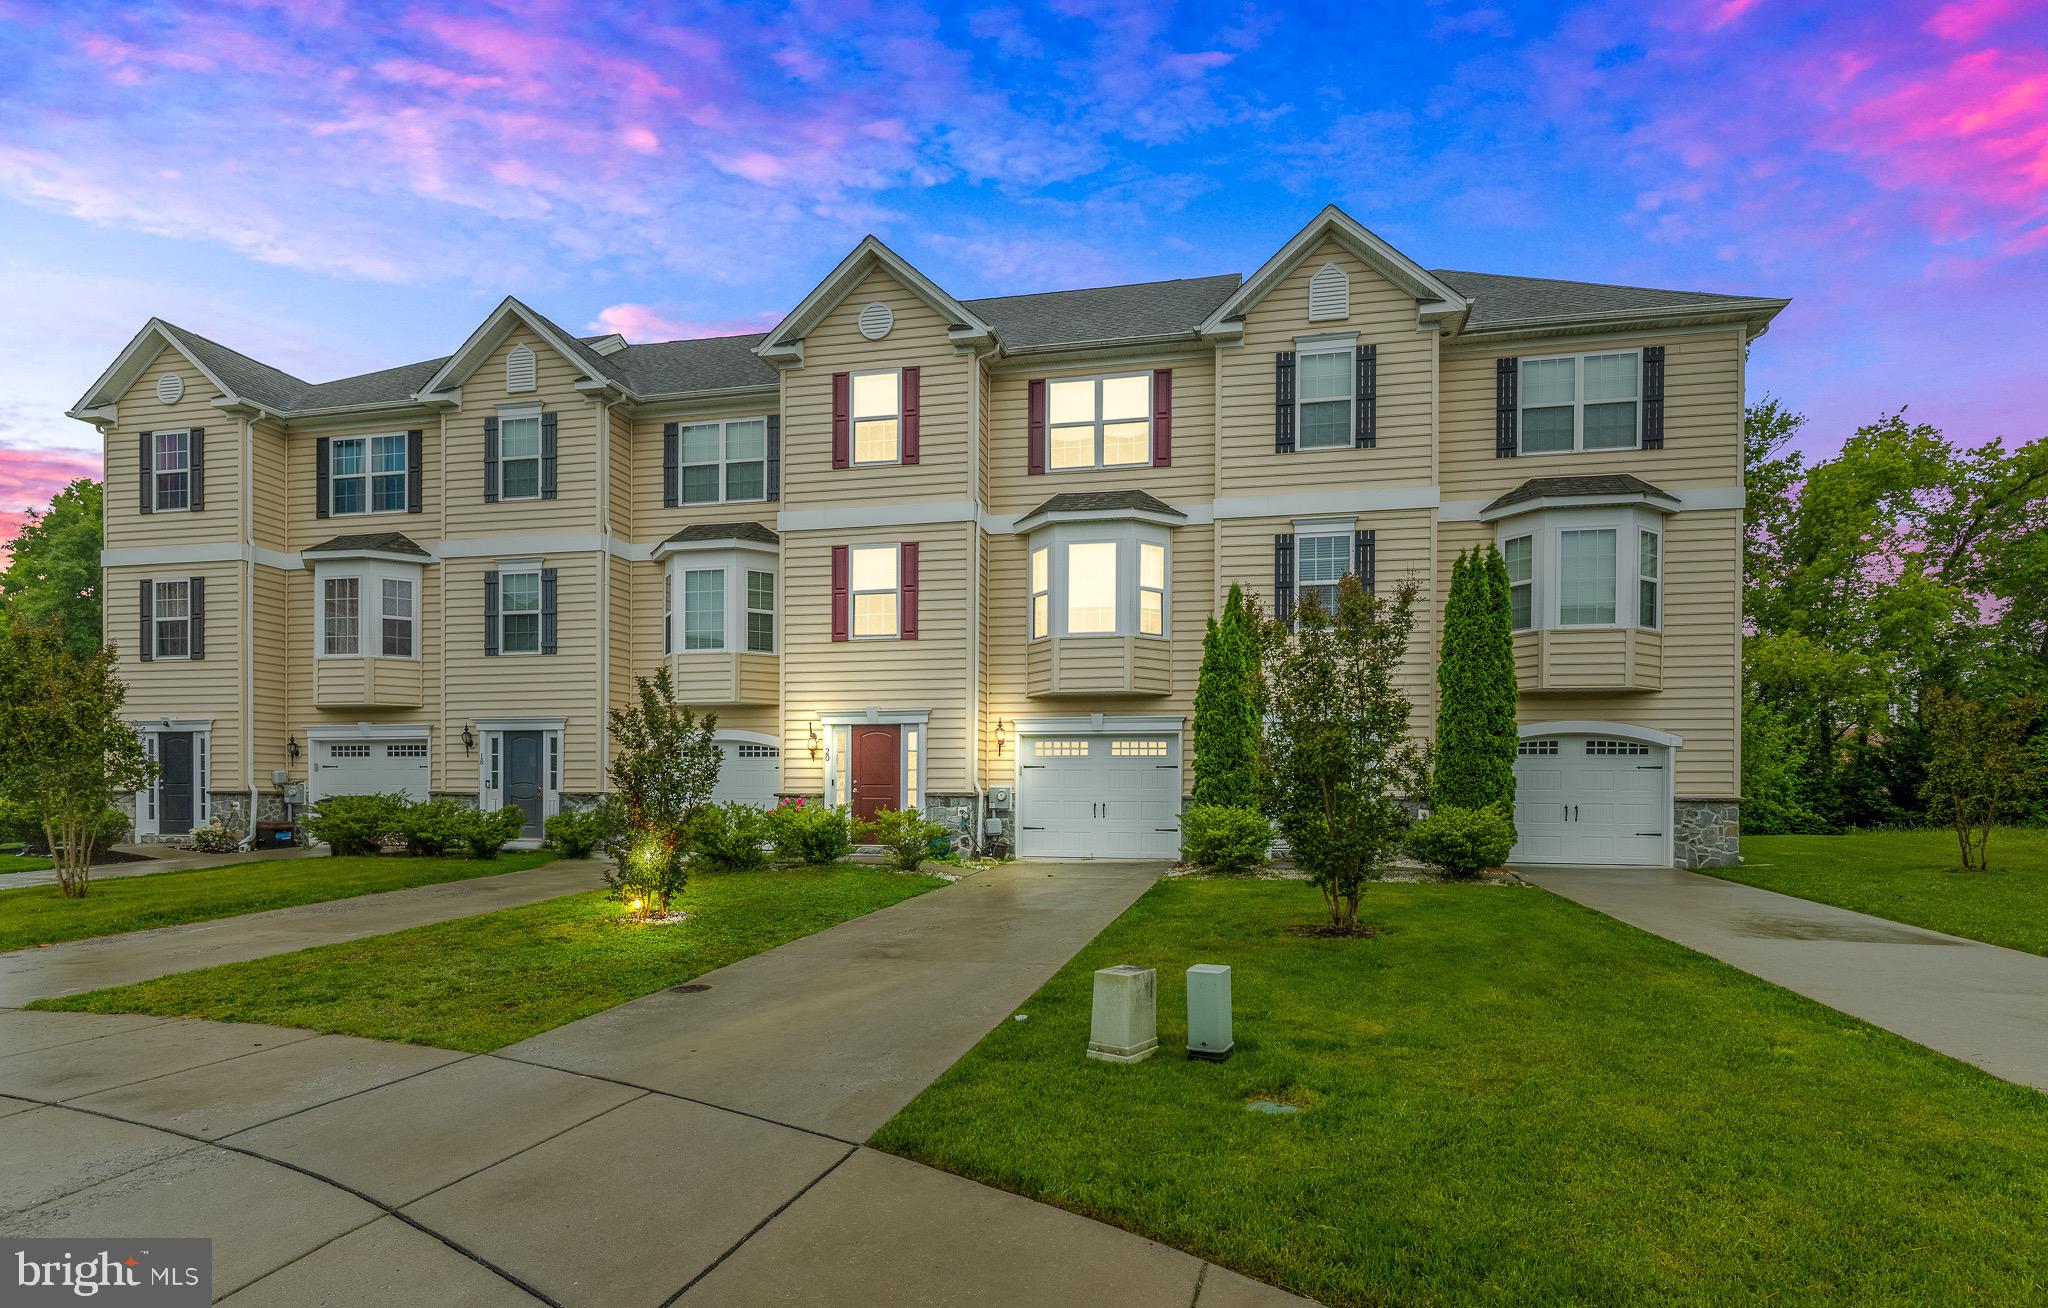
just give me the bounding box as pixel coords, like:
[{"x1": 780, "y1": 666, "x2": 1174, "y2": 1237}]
[
  {"x1": 461, "y1": 722, "x2": 476, "y2": 755},
  {"x1": 806, "y1": 721, "x2": 821, "y2": 760},
  {"x1": 994, "y1": 720, "x2": 1011, "y2": 754},
  {"x1": 285, "y1": 734, "x2": 300, "y2": 761}
]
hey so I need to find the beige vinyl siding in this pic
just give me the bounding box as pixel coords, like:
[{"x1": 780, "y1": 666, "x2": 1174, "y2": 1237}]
[
  {"x1": 106, "y1": 562, "x2": 246, "y2": 790},
  {"x1": 1439, "y1": 324, "x2": 1745, "y2": 501},
  {"x1": 607, "y1": 403, "x2": 633, "y2": 539},
  {"x1": 608, "y1": 553, "x2": 633, "y2": 724},
  {"x1": 1218, "y1": 239, "x2": 1436, "y2": 495},
  {"x1": 251, "y1": 422, "x2": 290, "y2": 551},
  {"x1": 445, "y1": 330, "x2": 596, "y2": 538},
  {"x1": 104, "y1": 345, "x2": 241, "y2": 549},
  {"x1": 782, "y1": 269, "x2": 971, "y2": 505},
  {"x1": 250, "y1": 564, "x2": 292, "y2": 784},
  {"x1": 627, "y1": 403, "x2": 781, "y2": 544},
  {"x1": 285, "y1": 421, "x2": 441, "y2": 550},
  {"x1": 781, "y1": 522, "x2": 972, "y2": 796},
  {"x1": 983, "y1": 350, "x2": 1214, "y2": 516}
]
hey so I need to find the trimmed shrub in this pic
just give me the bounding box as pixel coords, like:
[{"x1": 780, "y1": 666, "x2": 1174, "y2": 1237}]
[
  {"x1": 696, "y1": 802, "x2": 772, "y2": 873},
  {"x1": 1406, "y1": 804, "x2": 1516, "y2": 878},
  {"x1": 15, "y1": 806, "x2": 129, "y2": 857},
  {"x1": 1179, "y1": 804, "x2": 1271, "y2": 872},
  {"x1": 544, "y1": 803, "x2": 619, "y2": 859},
  {"x1": 765, "y1": 796, "x2": 854, "y2": 866},
  {"x1": 460, "y1": 805, "x2": 527, "y2": 859},
  {"x1": 305, "y1": 793, "x2": 405, "y2": 856},
  {"x1": 397, "y1": 798, "x2": 472, "y2": 857},
  {"x1": 1435, "y1": 548, "x2": 1519, "y2": 828},
  {"x1": 185, "y1": 819, "x2": 243, "y2": 854},
  {"x1": 861, "y1": 806, "x2": 948, "y2": 871}
]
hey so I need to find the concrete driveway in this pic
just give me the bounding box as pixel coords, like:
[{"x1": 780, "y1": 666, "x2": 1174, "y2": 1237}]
[
  {"x1": 0, "y1": 861, "x2": 1316, "y2": 1306},
  {"x1": 1523, "y1": 863, "x2": 2048, "y2": 1092}
]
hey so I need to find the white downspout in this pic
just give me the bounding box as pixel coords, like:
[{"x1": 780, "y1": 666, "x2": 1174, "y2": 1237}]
[
  {"x1": 965, "y1": 349, "x2": 986, "y2": 851},
  {"x1": 595, "y1": 396, "x2": 611, "y2": 796},
  {"x1": 245, "y1": 413, "x2": 258, "y2": 842}
]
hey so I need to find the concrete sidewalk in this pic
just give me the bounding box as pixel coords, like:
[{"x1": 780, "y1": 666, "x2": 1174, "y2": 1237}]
[
  {"x1": 0, "y1": 862, "x2": 1318, "y2": 1306},
  {"x1": 0, "y1": 844, "x2": 321, "y2": 890},
  {"x1": 1522, "y1": 864, "x2": 2048, "y2": 1092},
  {"x1": 0, "y1": 860, "x2": 607, "y2": 1006}
]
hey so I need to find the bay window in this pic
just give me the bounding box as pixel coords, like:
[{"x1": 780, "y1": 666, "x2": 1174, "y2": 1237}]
[
  {"x1": 1048, "y1": 372, "x2": 1152, "y2": 470},
  {"x1": 1030, "y1": 547, "x2": 1050, "y2": 638},
  {"x1": 1519, "y1": 350, "x2": 1641, "y2": 453},
  {"x1": 1504, "y1": 535, "x2": 1533, "y2": 630},
  {"x1": 381, "y1": 578, "x2": 415, "y2": 656},
  {"x1": 683, "y1": 569, "x2": 724, "y2": 649},
  {"x1": 310, "y1": 557, "x2": 425, "y2": 658},
  {"x1": 1491, "y1": 506, "x2": 1666, "y2": 630},
  {"x1": 1139, "y1": 543, "x2": 1165, "y2": 636},
  {"x1": 322, "y1": 578, "x2": 361, "y2": 655},
  {"x1": 1024, "y1": 522, "x2": 1173, "y2": 640},
  {"x1": 1558, "y1": 529, "x2": 1617, "y2": 626},
  {"x1": 747, "y1": 571, "x2": 776, "y2": 652},
  {"x1": 1066, "y1": 541, "x2": 1118, "y2": 633},
  {"x1": 658, "y1": 544, "x2": 780, "y2": 654},
  {"x1": 852, "y1": 371, "x2": 900, "y2": 465},
  {"x1": 1638, "y1": 530, "x2": 1661, "y2": 630}
]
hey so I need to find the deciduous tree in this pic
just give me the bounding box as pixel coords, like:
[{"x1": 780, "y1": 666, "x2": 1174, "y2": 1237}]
[
  {"x1": 605, "y1": 667, "x2": 721, "y2": 915},
  {"x1": 1921, "y1": 690, "x2": 2046, "y2": 871},
  {"x1": 0, "y1": 479, "x2": 103, "y2": 659}
]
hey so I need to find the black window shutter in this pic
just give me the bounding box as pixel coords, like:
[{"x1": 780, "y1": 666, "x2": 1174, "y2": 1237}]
[
  {"x1": 1274, "y1": 534, "x2": 1296, "y2": 628},
  {"x1": 315, "y1": 436, "x2": 331, "y2": 519},
  {"x1": 540, "y1": 567, "x2": 558, "y2": 655},
  {"x1": 662, "y1": 422, "x2": 679, "y2": 507},
  {"x1": 1642, "y1": 346, "x2": 1666, "y2": 450},
  {"x1": 1495, "y1": 357, "x2": 1518, "y2": 458},
  {"x1": 190, "y1": 576, "x2": 205, "y2": 660},
  {"x1": 189, "y1": 428, "x2": 206, "y2": 510},
  {"x1": 540, "y1": 412, "x2": 558, "y2": 499},
  {"x1": 139, "y1": 578, "x2": 153, "y2": 661},
  {"x1": 1355, "y1": 529, "x2": 1377, "y2": 593},
  {"x1": 139, "y1": 432, "x2": 153, "y2": 515},
  {"x1": 483, "y1": 571, "x2": 500, "y2": 656},
  {"x1": 407, "y1": 429, "x2": 424, "y2": 512},
  {"x1": 1355, "y1": 347, "x2": 1376, "y2": 449},
  {"x1": 483, "y1": 418, "x2": 500, "y2": 503},
  {"x1": 1274, "y1": 352, "x2": 1296, "y2": 453},
  {"x1": 765, "y1": 415, "x2": 781, "y2": 501}
]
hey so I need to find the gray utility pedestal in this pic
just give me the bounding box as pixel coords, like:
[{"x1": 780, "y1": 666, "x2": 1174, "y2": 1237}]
[
  {"x1": 1086, "y1": 965, "x2": 1158, "y2": 1064},
  {"x1": 1186, "y1": 964, "x2": 1233, "y2": 1061}
]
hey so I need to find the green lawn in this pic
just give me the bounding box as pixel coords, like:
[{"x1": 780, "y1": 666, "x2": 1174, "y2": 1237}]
[
  {"x1": 34, "y1": 867, "x2": 945, "y2": 1051},
  {"x1": 872, "y1": 878, "x2": 2048, "y2": 1308},
  {"x1": 0, "y1": 852, "x2": 555, "y2": 952},
  {"x1": 1718, "y1": 827, "x2": 2048, "y2": 957},
  {"x1": 0, "y1": 854, "x2": 52, "y2": 875}
]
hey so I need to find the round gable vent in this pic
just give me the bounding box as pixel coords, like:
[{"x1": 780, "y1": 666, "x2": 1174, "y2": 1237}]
[
  {"x1": 857, "y1": 302, "x2": 894, "y2": 340},
  {"x1": 156, "y1": 373, "x2": 184, "y2": 405}
]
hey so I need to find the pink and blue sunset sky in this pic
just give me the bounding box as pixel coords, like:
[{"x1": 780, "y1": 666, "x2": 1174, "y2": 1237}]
[{"x1": 0, "y1": 0, "x2": 2043, "y2": 545}]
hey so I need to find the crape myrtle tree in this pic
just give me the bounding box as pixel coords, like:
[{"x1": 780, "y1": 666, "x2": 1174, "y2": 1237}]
[
  {"x1": 1192, "y1": 583, "x2": 1266, "y2": 809},
  {"x1": 0, "y1": 617, "x2": 154, "y2": 897},
  {"x1": 1434, "y1": 545, "x2": 1518, "y2": 831},
  {"x1": 605, "y1": 667, "x2": 721, "y2": 916},
  {"x1": 1262, "y1": 575, "x2": 1424, "y2": 931}
]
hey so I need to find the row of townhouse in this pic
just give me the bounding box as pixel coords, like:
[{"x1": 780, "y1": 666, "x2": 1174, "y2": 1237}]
[{"x1": 72, "y1": 207, "x2": 1786, "y2": 868}]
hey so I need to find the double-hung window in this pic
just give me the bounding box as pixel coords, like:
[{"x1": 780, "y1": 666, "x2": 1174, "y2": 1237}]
[
  {"x1": 680, "y1": 418, "x2": 767, "y2": 504},
  {"x1": 381, "y1": 578, "x2": 415, "y2": 656},
  {"x1": 746, "y1": 571, "x2": 775, "y2": 652},
  {"x1": 1297, "y1": 534, "x2": 1350, "y2": 611},
  {"x1": 152, "y1": 431, "x2": 191, "y2": 511},
  {"x1": 500, "y1": 413, "x2": 543, "y2": 499},
  {"x1": 849, "y1": 545, "x2": 899, "y2": 637},
  {"x1": 330, "y1": 434, "x2": 407, "y2": 515},
  {"x1": 851, "y1": 371, "x2": 900, "y2": 465},
  {"x1": 153, "y1": 580, "x2": 191, "y2": 659},
  {"x1": 1638, "y1": 529, "x2": 1661, "y2": 630},
  {"x1": 1520, "y1": 351, "x2": 1640, "y2": 453},
  {"x1": 1048, "y1": 373, "x2": 1151, "y2": 470},
  {"x1": 321, "y1": 578, "x2": 360, "y2": 655},
  {"x1": 1030, "y1": 547, "x2": 1050, "y2": 638},
  {"x1": 1504, "y1": 535, "x2": 1534, "y2": 630},
  {"x1": 1065, "y1": 541, "x2": 1118, "y2": 634},
  {"x1": 1558, "y1": 529, "x2": 1618, "y2": 625},
  {"x1": 683, "y1": 568, "x2": 724, "y2": 650},
  {"x1": 1297, "y1": 345, "x2": 1354, "y2": 450},
  {"x1": 1138, "y1": 543, "x2": 1166, "y2": 636},
  {"x1": 499, "y1": 570, "x2": 542, "y2": 653}
]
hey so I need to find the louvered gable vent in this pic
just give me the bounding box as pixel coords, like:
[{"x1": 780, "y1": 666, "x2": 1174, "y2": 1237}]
[
  {"x1": 506, "y1": 343, "x2": 537, "y2": 393},
  {"x1": 1308, "y1": 262, "x2": 1350, "y2": 322}
]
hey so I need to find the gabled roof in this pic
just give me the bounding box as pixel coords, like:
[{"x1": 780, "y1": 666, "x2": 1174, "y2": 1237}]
[
  {"x1": 755, "y1": 235, "x2": 994, "y2": 363},
  {"x1": 69, "y1": 318, "x2": 313, "y2": 416},
  {"x1": 1483, "y1": 474, "x2": 1680, "y2": 516},
  {"x1": 302, "y1": 531, "x2": 431, "y2": 557},
  {"x1": 1435, "y1": 270, "x2": 1788, "y2": 335},
  {"x1": 964, "y1": 275, "x2": 1242, "y2": 351},
  {"x1": 1198, "y1": 206, "x2": 1470, "y2": 337},
  {"x1": 415, "y1": 296, "x2": 630, "y2": 398},
  {"x1": 1017, "y1": 490, "x2": 1186, "y2": 523}
]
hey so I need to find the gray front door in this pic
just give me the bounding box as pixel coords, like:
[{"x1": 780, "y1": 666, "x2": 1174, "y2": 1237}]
[
  {"x1": 504, "y1": 731, "x2": 544, "y2": 838},
  {"x1": 158, "y1": 732, "x2": 195, "y2": 835}
]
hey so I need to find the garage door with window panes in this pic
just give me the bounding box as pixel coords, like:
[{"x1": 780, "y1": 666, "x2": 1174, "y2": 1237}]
[
  {"x1": 1511, "y1": 736, "x2": 1667, "y2": 865},
  {"x1": 312, "y1": 739, "x2": 431, "y2": 803},
  {"x1": 710, "y1": 740, "x2": 780, "y2": 808},
  {"x1": 1017, "y1": 734, "x2": 1180, "y2": 859}
]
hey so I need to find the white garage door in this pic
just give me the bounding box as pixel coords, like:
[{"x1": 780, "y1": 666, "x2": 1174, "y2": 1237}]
[
  {"x1": 1017, "y1": 734, "x2": 1181, "y2": 860},
  {"x1": 1511, "y1": 735, "x2": 1668, "y2": 865},
  {"x1": 711, "y1": 739, "x2": 780, "y2": 807},
  {"x1": 310, "y1": 739, "x2": 431, "y2": 803}
]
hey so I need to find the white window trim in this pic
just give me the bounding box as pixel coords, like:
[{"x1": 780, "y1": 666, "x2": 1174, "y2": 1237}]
[
  {"x1": 745, "y1": 567, "x2": 777, "y2": 654},
  {"x1": 819, "y1": 708, "x2": 930, "y2": 814},
  {"x1": 680, "y1": 565, "x2": 726, "y2": 652},
  {"x1": 850, "y1": 369, "x2": 902, "y2": 467},
  {"x1": 677, "y1": 415, "x2": 771, "y2": 506},
  {"x1": 1516, "y1": 348, "x2": 1644, "y2": 456},
  {"x1": 1638, "y1": 527, "x2": 1661, "y2": 632},
  {"x1": 472, "y1": 717, "x2": 565, "y2": 830},
  {"x1": 151, "y1": 578, "x2": 193, "y2": 660},
  {"x1": 327, "y1": 431, "x2": 411, "y2": 518},
  {"x1": 1024, "y1": 521, "x2": 1173, "y2": 641},
  {"x1": 497, "y1": 406, "x2": 545, "y2": 502},
  {"x1": 1045, "y1": 370, "x2": 1154, "y2": 471},
  {"x1": 1504, "y1": 533, "x2": 1535, "y2": 631},
  {"x1": 497, "y1": 566, "x2": 544, "y2": 656},
  {"x1": 1294, "y1": 530, "x2": 1352, "y2": 613},
  {"x1": 1029, "y1": 545, "x2": 1050, "y2": 639},
  {"x1": 1494, "y1": 505, "x2": 1664, "y2": 631},
  {"x1": 847, "y1": 543, "x2": 901, "y2": 640},
  {"x1": 149, "y1": 429, "x2": 192, "y2": 513},
  {"x1": 133, "y1": 719, "x2": 212, "y2": 837},
  {"x1": 662, "y1": 547, "x2": 779, "y2": 654},
  {"x1": 1294, "y1": 336, "x2": 1356, "y2": 452},
  {"x1": 310, "y1": 558, "x2": 425, "y2": 660}
]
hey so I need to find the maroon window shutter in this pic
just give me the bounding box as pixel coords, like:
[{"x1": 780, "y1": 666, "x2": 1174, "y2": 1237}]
[
  {"x1": 1152, "y1": 370, "x2": 1173, "y2": 467},
  {"x1": 831, "y1": 372, "x2": 851, "y2": 469},
  {"x1": 900, "y1": 366, "x2": 920, "y2": 464},
  {"x1": 831, "y1": 545, "x2": 849, "y2": 641},
  {"x1": 900, "y1": 542, "x2": 919, "y2": 640},
  {"x1": 1027, "y1": 378, "x2": 1047, "y2": 475}
]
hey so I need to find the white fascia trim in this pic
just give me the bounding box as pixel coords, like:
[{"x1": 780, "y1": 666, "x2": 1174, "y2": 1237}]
[
  {"x1": 1518, "y1": 720, "x2": 1683, "y2": 750},
  {"x1": 472, "y1": 716, "x2": 568, "y2": 733},
  {"x1": 817, "y1": 708, "x2": 932, "y2": 726},
  {"x1": 103, "y1": 543, "x2": 306, "y2": 571},
  {"x1": 651, "y1": 537, "x2": 779, "y2": 561},
  {"x1": 1014, "y1": 713, "x2": 1186, "y2": 735},
  {"x1": 305, "y1": 722, "x2": 431, "y2": 741},
  {"x1": 1013, "y1": 507, "x2": 1189, "y2": 531},
  {"x1": 1454, "y1": 299, "x2": 1791, "y2": 344},
  {"x1": 756, "y1": 235, "x2": 994, "y2": 360},
  {"x1": 1211, "y1": 486, "x2": 1440, "y2": 521},
  {"x1": 1441, "y1": 485, "x2": 1741, "y2": 522},
  {"x1": 1198, "y1": 206, "x2": 1468, "y2": 336},
  {"x1": 303, "y1": 549, "x2": 431, "y2": 565},
  {"x1": 415, "y1": 297, "x2": 611, "y2": 399},
  {"x1": 134, "y1": 716, "x2": 214, "y2": 732}
]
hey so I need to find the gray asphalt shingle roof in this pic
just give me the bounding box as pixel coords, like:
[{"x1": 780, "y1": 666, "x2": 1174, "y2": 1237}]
[
  {"x1": 608, "y1": 334, "x2": 777, "y2": 395},
  {"x1": 662, "y1": 521, "x2": 780, "y2": 546},
  {"x1": 302, "y1": 531, "x2": 431, "y2": 556},
  {"x1": 1433, "y1": 270, "x2": 1774, "y2": 331},
  {"x1": 964, "y1": 274, "x2": 1242, "y2": 349},
  {"x1": 1018, "y1": 490, "x2": 1186, "y2": 521},
  {"x1": 158, "y1": 323, "x2": 311, "y2": 411},
  {"x1": 1484, "y1": 474, "x2": 1679, "y2": 513}
]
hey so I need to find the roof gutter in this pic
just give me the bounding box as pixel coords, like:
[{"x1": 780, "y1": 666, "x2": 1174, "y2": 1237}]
[{"x1": 1451, "y1": 298, "x2": 1791, "y2": 342}]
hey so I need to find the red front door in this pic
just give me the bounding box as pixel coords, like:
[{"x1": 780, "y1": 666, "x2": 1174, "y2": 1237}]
[{"x1": 851, "y1": 725, "x2": 900, "y2": 822}]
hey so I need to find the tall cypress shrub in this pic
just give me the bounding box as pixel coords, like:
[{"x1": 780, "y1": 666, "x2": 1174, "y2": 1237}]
[
  {"x1": 1435, "y1": 546, "x2": 1519, "y2": 824},
  {"x1": 1193, "y1": 584, "x2": 1263, "y2": 809}
]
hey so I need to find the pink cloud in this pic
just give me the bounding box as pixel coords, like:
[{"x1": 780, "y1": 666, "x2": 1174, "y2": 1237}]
[
  {"x1": 1833, "y1": 48, "x2": 2048, "y2": 226},
  {"x1": 586, "y1": 304, "x2": 778, "y2": 342},
  {"x1": 0, "y1": 447, "x2": 102, "y2": 567},
  {"x1": 1926, "y1": 0, "x2": 2031, "y2": 43}
]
